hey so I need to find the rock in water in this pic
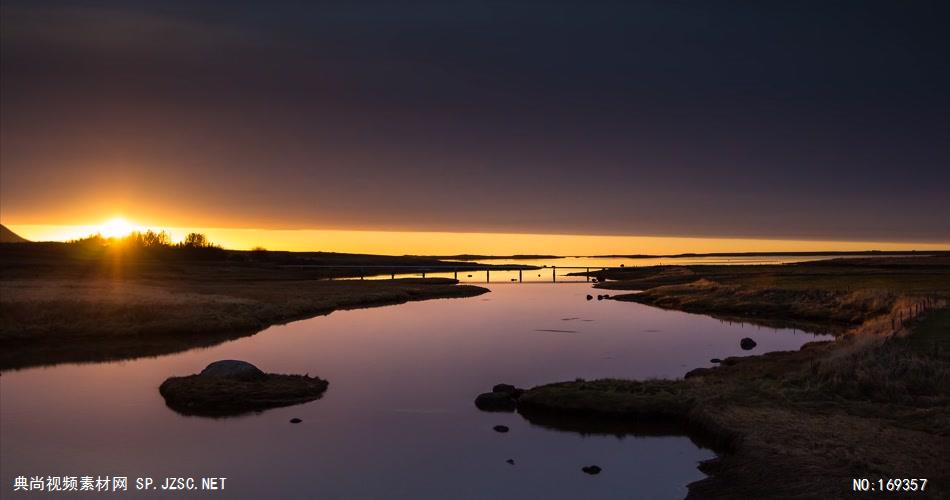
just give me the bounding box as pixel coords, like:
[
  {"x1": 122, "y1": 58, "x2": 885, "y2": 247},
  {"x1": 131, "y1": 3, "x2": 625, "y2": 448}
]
[
  {"x1": 506, "y1": 459, "x2": 515, "y2": 465},
  {"x1": 160, "y1": 361, "x2": 328, "y2": 417},
  {"x1": 740, "y1": 338, "x2": 757, "y2": 350},
  {"x1": 710, "y1": 358, "x2": 722, "y2": 364},
  {"x1": 199, "y1": 360, "x2": 265, "y2": 380},
  {"x1": 475, "y1": 392, "x2": 517, "y2": 412},
  {"x1": 492, "y1": 383, "x2": 525, "y2": 398},
  {"x1": 493, "y1": 425, "x2": 510, "y2": 433},
  {"x1": 290, "y1": 418, "x2": 302, "y2": 424},
  {"x1": 476, "y1": 383, "x2": 527, "y2": 412},
  {"x1": 586, "y1": 294, "x2": 593, "y2": 300},
  {"x1": 582, "y1": 465, "x2": 602, "y2": 475}
]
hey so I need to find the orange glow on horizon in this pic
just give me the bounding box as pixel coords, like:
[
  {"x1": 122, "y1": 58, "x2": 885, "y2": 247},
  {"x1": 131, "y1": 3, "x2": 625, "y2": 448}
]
[{"x1": 5, "y1": 223, "x2": 949, "y2": 256}]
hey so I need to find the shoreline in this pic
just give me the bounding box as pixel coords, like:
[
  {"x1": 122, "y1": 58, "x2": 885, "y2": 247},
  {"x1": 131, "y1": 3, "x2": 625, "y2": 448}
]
[
  {"x1": 505, "y1": 257, "x2": 950, "y2": 498},
  {"x1": 0, "y1": 242, "x2": 491, "y2": 371},
  {"x1": 1, "y1": 278, "x2": 487, "y2": 371}
]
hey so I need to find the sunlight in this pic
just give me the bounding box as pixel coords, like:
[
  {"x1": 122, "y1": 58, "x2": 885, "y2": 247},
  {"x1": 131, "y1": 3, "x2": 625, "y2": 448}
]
[{"x1": 98, "y1": 217, "x2": 138, "y2": 238}]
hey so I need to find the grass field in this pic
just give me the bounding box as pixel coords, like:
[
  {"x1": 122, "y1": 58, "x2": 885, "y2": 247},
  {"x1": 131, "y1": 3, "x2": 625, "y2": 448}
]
[{"x1": 0, "y1": 242, "x2": 489, "y2": 370}]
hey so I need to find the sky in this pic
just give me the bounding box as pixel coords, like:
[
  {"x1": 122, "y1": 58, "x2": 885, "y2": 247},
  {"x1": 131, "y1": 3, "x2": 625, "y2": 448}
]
[{"x1": 1, "y1": 1, "x2": 948, "y2": 252}]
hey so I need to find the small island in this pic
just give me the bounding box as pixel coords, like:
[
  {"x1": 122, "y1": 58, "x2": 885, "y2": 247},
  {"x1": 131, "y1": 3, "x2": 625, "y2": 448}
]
[{"x1": 159, "y1": 360, "x2": 329, "y2": 417}]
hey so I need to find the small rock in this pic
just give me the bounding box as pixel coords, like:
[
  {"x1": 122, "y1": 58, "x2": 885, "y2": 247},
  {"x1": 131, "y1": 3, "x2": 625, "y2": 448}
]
[
  {"x1": 289, "y1": 418, "x2": 302, "y2": 424},
  {"x1": 506, "y1": 459, "x2": 515, "y2": 465},
  {"x1": 582, "y1": 465, "x2": 602, "y2": 475},
  {"x1": 586, "y1": 294, "x2": 593, "y2": 300},
  {"x1": 597, "y1": 295, "x2": 604, "y2": 300},
  {"x1": 493, "y1": 425, "x2": 510, "y2": 433},
  {"x1": 740, "y1": 338, "x2": 757, "y2": 350},
  {"x1": 199, "y1": 360, "x2": 265, "y2": 380},
  {"x1": 710, "y1": 358, "x2": 722, "y2": 364},
  {"x1": 475, "y1": 392, "x2": 517, "y2": 412},
  {"x1": 492, "y1": 384, "x2": 525, "y2": 398}
]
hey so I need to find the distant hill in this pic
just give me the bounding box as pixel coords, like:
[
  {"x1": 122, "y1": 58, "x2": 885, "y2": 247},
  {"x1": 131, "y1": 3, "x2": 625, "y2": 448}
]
[{"x1": 0, "y1": 224, "x2": 29, "y2": 243}]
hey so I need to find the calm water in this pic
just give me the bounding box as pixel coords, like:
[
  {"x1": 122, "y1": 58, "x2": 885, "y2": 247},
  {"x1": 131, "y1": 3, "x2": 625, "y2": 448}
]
[
  {"x1": 1, "y1": 284, "x2": 830, "y2": 499},
  {"x1": 361, "y1": 254, "x2": 897, "y2": 282}
]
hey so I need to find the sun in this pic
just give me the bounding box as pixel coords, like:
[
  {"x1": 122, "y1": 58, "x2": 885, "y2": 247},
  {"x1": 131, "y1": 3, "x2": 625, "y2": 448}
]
[{"x1": 99, "y1": 217, "x2": 138, "y2": 238}]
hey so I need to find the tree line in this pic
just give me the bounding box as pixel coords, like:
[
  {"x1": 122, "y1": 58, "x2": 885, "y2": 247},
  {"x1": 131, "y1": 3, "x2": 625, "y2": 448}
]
[{"x1": 70, "y1": 230, "x2": 221, "y2": 250}]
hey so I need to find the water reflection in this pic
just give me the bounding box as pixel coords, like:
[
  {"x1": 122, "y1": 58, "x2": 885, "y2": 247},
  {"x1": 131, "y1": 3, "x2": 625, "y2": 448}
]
[{"x1": 1, "y1": 284, "x2": 829, "y2": 499}]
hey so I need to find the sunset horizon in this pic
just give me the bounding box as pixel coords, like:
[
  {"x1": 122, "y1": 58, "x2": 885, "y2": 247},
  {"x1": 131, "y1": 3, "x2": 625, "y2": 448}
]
[
  {"x1": 5, "y1": 220, "x2": 950, "y2": 256},
  {"x1": 3, "y1": 1, "x2": 948, "y2": 499}
]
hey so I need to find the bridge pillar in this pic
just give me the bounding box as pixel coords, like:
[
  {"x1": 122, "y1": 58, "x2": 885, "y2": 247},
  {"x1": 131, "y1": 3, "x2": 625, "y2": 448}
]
[
  {"x1": 552, "y1": 266, "x2": 556, "y2": 283},
  {"x1": 519, "y1": 269, "x2": 522, "y2": 282},
  {"x1": 486, "y1": 269, "x2": 490, "y2": 283}
]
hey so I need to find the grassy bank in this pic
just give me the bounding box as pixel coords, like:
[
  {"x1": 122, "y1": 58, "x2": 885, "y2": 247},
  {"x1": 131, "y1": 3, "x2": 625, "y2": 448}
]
[
  {"x1": 516, "y1": 257, "x2": 950, "y2": 498},
  {"x1": 591, "y1": 256, "x2": 950, "y2": 335},
  {"x1": 0, "y1": 243, "x2": 489, "y2": 370}
]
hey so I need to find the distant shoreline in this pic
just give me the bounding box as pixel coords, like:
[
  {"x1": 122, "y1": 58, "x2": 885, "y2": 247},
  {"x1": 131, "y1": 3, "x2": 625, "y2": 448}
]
[
  {"x1": 424, "y1": 254, "x2": 563, "y2": 261},
  {"x1": 424, "y1": 250, "x2": 950, "y2": 261},
  {"x1": 590, "y1": 250, "x2": 949, "y2": 259}
]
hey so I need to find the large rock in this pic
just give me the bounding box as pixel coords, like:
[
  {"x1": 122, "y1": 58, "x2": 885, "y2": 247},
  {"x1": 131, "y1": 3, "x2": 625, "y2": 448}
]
[
  {"x1": 475, "y1": 383, "x2": 526, "y2": 412},
  {"x1": 199, "y1": 360, "x2": 265, "y2": 380},
  {"x1": 739, "y1": 338, "x2": 757, "y2": 350}
]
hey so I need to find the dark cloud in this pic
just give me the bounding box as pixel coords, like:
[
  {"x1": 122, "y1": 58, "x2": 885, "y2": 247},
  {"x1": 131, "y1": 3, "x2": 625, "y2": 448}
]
[{"x1": 2, "y1": 1, "x2": 948, "y2": 240}]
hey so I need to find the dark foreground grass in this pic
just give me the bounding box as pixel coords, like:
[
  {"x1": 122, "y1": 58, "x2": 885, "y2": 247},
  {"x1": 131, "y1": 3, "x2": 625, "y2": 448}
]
[{"x1": 519, "y1": 321, "x2": 950, "y2": 498}]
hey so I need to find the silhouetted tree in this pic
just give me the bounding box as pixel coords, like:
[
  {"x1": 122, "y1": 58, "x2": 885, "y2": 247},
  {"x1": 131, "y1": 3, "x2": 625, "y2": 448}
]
[
  {"x1": 181, "y1": 232, "x2": 210, "y2": 248},
  {"x1": 142, "y1": 230, "x2": 171, "y2": 247}
]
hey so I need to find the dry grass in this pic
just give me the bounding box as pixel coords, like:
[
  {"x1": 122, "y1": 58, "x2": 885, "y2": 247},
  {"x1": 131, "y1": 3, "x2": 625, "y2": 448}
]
[{"x1": 0, "y1": 256, "x2": 488, "y2": 371}]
